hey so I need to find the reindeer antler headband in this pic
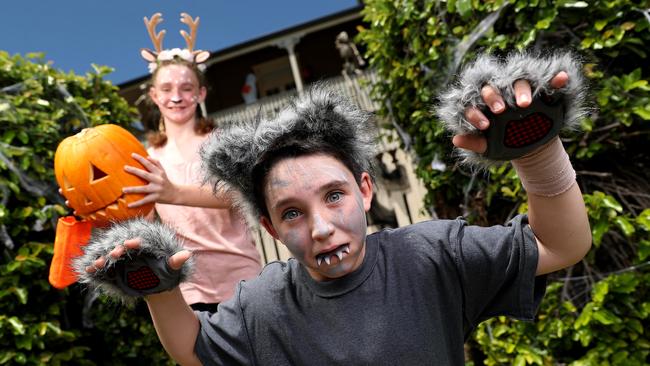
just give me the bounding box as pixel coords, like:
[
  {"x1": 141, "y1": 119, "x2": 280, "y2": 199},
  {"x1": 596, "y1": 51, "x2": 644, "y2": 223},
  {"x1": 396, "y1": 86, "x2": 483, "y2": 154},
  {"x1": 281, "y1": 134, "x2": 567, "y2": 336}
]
[{"x1": 140, "y1": 13, "x2": 210, "y2": 73}]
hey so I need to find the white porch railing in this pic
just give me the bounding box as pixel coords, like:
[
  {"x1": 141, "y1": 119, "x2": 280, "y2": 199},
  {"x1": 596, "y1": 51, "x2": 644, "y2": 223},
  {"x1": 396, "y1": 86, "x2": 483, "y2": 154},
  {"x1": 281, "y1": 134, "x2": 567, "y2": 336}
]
[
  {"x1": 209, "y1": 70, "x2": 432, "y2": 265},
  {"x1": 211, "y1": 70, "x2": 382, "y2": 126}
]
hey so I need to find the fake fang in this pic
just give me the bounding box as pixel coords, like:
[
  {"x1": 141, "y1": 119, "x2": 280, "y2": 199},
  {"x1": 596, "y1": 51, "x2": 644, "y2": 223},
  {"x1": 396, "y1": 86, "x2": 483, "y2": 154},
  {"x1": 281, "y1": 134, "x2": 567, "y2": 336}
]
[{"x1": 316, "y1": 244, "x2": 350, "y2": 266}]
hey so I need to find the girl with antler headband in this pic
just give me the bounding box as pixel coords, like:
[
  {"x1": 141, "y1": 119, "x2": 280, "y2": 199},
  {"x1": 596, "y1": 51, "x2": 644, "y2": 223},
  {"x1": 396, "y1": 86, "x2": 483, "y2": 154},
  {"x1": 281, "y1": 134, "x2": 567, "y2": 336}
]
[{"x1": 121, "y1": 13, "x2": 261, "y2": 312}]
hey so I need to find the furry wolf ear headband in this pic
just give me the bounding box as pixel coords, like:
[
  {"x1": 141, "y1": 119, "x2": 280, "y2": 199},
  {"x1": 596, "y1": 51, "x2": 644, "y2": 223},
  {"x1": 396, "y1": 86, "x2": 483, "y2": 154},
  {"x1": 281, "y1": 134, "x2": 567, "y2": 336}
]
[
  {"x1": 200, "y1": 84, "x2": 379, "y2": 220},
  {"x1": 437, "y1": 51, "x2": 587, "y2": 166}
]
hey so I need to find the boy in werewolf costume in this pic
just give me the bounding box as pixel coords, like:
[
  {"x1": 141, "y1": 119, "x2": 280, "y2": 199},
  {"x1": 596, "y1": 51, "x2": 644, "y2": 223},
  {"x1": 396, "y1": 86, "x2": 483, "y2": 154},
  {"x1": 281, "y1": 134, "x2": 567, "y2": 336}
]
[{"x1": 75, "y1": 52, "x2": 592, "y2": 365}]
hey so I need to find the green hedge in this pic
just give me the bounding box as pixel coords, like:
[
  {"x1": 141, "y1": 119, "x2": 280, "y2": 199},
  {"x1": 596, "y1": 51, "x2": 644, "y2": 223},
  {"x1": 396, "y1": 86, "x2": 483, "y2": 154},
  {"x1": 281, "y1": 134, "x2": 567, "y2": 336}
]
[
  {"x1": 358, "y1": 0, "x2": 650, "y2": 364},
  {"x1": 0, "y1": 51, "x2": 173, "y2": 365}
]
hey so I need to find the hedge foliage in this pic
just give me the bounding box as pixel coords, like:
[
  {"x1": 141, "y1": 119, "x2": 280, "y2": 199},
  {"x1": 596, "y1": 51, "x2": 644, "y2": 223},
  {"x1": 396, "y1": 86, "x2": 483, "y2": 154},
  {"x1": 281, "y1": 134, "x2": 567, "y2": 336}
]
[
  {"x1": 0, "y1": 51, "x2": 173, "y2": 365},
  {"x1": 358, "y1": 0, "x2": 650, "y2": 364}
]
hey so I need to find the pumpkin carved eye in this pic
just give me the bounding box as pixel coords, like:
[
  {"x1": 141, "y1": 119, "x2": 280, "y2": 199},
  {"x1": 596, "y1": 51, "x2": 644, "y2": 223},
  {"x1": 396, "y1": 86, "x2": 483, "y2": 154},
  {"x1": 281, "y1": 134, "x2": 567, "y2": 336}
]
[
  {"x1": 91, "y1": 164, "x2": 108, "y2": 182},
  {"x1": 62, "y1": 175, "x2": 73, "y2": 191}
]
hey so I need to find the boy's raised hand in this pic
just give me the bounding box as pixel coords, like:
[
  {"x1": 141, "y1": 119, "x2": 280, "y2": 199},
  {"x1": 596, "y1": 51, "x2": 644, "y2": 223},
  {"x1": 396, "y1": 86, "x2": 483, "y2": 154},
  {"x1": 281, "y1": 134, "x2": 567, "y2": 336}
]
[
  {"x1": 74, "y1": 218, "x2": 193, "y2": 304},
  {"x1": 84, "y1": 238, "x2": 192, "y2": 274},
  {"x1": 437, "y1": 52, "x2": 586, "y2": 166},
  {"x1": 453, "y1": 71, "x2": 569, "y2": 154}
]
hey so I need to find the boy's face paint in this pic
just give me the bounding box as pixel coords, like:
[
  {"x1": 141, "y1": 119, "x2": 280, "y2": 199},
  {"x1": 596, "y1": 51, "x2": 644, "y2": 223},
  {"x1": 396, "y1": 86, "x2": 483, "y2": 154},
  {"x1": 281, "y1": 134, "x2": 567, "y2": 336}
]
[
  {"x1": 149, "y1": 64, "x2": 206, "y2": 125},
  {"x1": 260, "y1": 153, "x2": 373, "y2": 282}
]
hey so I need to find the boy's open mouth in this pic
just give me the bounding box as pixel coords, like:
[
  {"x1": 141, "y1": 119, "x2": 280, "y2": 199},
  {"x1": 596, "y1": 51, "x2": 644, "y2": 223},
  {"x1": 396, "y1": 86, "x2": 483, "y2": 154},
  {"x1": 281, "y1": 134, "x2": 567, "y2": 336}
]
[{"x1": 316, "y1": 244, "x2": 350, "y2": 266}]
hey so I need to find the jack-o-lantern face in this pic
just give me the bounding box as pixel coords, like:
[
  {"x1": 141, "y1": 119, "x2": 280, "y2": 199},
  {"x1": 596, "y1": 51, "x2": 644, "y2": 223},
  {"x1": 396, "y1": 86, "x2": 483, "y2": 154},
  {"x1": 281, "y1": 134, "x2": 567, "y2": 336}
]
[{"x1": 54, "y1": 124, "x2": 154, "y2": 226}]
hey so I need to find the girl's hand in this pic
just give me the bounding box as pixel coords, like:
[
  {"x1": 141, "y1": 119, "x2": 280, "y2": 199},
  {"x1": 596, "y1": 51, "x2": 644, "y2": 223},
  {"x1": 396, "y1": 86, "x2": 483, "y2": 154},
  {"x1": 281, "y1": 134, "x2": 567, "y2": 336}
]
[
  {"x1": 58, "y1": 188, "x2": 77, "y2": 215},
  {"x1": 122, "y1": 153, "x2": 177, "y2": 207}
]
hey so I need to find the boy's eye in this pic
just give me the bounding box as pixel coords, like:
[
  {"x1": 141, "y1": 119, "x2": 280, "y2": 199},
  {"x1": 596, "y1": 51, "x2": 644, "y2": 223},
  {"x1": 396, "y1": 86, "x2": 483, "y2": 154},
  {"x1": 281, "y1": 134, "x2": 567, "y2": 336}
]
[
  {"x1": 282, "y1": 209, "x2": 301, "y2": 221},
  {"x1": 327, "y1": 192, "x2": 343, "y2": 203}
]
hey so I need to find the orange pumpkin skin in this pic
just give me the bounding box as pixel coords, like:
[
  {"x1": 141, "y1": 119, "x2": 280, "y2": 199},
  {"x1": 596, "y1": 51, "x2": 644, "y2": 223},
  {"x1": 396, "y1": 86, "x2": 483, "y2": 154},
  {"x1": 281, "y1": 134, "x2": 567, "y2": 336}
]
[{"x1": 54, "y1": 124, "x2": 154, "y2": 226}]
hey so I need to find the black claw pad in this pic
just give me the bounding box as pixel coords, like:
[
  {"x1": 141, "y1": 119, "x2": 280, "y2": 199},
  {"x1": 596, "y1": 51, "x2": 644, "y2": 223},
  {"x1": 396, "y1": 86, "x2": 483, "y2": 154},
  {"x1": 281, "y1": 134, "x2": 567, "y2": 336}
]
[
  {"x1": 102, "y1": 254, "x2": 181, "y2": 297},
  {"x1": 482, "y1": 94, "x2": 565, "y2": 161}
]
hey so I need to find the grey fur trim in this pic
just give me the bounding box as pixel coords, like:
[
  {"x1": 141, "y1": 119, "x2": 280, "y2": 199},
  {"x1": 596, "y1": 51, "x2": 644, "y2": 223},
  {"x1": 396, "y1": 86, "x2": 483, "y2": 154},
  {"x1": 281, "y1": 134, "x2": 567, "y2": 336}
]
[
  {"x1": 200, "y1": 83, "x2": 379, "y2": 221},
  {"x1": 73, "y1": 218, "x2": 193, "y2": 305},
  {"x1": 437, "y1": 50, "x2": 588, "y2": 166}
]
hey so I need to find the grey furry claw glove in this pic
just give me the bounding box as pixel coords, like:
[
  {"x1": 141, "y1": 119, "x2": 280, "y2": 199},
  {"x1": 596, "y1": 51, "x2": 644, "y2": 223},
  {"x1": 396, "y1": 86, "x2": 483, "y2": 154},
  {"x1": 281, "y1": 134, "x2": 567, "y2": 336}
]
[
  {"x1": 74, "y1": 218, "x2": 193, "y2": 305},
  {"x1": 437, "y1": 51, "x2": 587, "y2": 166},
  {"x1": 99, "y1": 254, "x2": 182, "y2": 298}
]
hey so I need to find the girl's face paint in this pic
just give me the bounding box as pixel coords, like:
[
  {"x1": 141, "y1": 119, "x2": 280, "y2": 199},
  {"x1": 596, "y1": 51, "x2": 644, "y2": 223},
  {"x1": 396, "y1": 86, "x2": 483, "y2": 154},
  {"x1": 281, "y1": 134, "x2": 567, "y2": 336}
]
[
  {"x1": 149, "y1": 64, "x2": 206, "y2": 125},
  {"x1": 260, "y1": 153, "x2": 373, "y2": 282}
]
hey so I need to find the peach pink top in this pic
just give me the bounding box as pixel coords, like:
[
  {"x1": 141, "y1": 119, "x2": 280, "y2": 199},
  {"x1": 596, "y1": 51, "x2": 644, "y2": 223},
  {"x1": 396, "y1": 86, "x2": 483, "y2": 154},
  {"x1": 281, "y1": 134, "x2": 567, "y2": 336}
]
[{"x1": 148, "y1": 139, "x2": 261, "y2": 305}]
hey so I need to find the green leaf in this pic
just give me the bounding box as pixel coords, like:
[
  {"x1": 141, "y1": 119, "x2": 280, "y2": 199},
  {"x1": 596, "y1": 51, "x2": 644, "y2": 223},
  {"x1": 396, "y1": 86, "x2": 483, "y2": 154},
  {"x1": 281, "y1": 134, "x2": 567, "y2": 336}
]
[
  {"x1": 17, "y1": 131, "x2": 28, "y2": 144},
  {"x1": 639, "y1": 239, "x2": 650, "y2": 261},
  {"x1": 627, "y1": 319, "x2": 644, "y2": 334},
  {"x1": 575, "y1": 303, "x2": 594, "y2": 328},
  {"x1": 592, "y1": 281, "x2": 609, "y2": 303},
  {"x1": 46, "y1": 322, "x2": 62, "y2": 335},
  {"x1": 612, "y1": 350, "x2": 629, "y2": 364},
  {"x1": 632, "y1": 106, "x2": 650, "y2": 120},
  {"x1": 602, "y1": 196, "x2": 623, "y2": 212},
  {"x1": 514, "y1": 355, "x2": 526, "y2": 366},
  {"x1": 456, "y1": 0, "x2": 472, "y2": 17},
  {"x1": 621, "y1": 21, "x2": 636, "y2": 31},
  {"x1": 8, "y1": 317, "x2": 25, "y2": 335},
  {"x1": 561, "y1": 1, "x2": 588, "y2": 8},
  {"x1": 624, "y1": 80, "x2": 648, "y2": 92},
  {"x1": 608, "y1": 273, "x2": 638, "y2": 295},
  {"x1": 636, "y1": 208, "x2": 650, "y2": 231},
  {"x1": 518, "y1": 29, "x2": 537, "y2": 49},
  {"x1": 574, "y1": 328, "x2": 593, "y2": 347},
  {"x1": 638, "y1": 339, "x2": 650, "y2": 349},
  {"x1": 15, "y1": 336, "x2": 32, "y2": 350},
  {"x1": 595, "y1": 20, "x2": 608, "y2": 31},
  {"x1": 446, "y1": 0, "x2": 456, "y2": 13},
  {"x1": 592, "y1": 308, "x2": 621, "y2": 325},
  {"x1": 38, "y1": 322, "x2": 48, "y2": 336},
  {"x1": 535, "y1": 18, "x2": 552, "y2": 30},
  {"x1": 614, "y1": 216, "x2": 635, "y2": 236},
  {"x1": 592, "y1": 219, "x2": 609, "y2": 246},
  {"x1": 13, "y1": 287, "x2": 28, "y2": 304},
  {"x1": 0, "y1": 351, "x2": 15, "y2": 364},
  {"x1": 501, "y1": 186, "x2": 516, "y2": 198}
]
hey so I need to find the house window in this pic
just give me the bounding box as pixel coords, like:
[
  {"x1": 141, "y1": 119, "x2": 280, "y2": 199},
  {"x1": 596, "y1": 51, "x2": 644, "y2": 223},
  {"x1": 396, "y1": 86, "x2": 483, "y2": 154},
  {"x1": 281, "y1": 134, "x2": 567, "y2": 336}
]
[{"x1": 252, "y1": 56, "x2": 297, "y2": 97}]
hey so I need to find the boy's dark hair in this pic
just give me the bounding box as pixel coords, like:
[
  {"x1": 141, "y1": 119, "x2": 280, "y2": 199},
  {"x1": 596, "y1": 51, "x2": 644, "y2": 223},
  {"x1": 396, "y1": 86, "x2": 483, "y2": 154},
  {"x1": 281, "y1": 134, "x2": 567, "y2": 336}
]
[{"x1": 200, "y1": 84, "x2": 378, "y2": 221}]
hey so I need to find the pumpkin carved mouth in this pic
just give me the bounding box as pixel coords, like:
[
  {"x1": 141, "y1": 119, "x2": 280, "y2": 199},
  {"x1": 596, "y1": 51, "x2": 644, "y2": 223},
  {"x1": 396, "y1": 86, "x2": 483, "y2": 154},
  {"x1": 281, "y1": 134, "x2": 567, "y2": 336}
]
[{"x1": 85, "y1": 195, "x2": 133, "y2": 224}]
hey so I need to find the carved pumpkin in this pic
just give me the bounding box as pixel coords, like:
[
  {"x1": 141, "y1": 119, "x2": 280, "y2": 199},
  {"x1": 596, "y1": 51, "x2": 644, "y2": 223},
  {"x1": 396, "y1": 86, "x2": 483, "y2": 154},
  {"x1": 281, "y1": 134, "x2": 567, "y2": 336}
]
[{"x1": 54, "y1": 124, "x2": 154, "y2": 226}]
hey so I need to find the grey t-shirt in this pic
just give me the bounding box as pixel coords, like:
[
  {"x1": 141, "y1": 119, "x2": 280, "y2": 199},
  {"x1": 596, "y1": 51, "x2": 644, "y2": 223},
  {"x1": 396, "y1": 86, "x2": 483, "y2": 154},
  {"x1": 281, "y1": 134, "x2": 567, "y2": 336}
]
[{"x1": 194, "y1": 215, "x2": 546, "y2": 365}]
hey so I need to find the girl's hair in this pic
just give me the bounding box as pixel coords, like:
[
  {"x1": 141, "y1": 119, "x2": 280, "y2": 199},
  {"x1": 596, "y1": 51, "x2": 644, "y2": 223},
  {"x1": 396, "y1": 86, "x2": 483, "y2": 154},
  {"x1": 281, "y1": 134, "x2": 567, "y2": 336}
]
[{"x1": 145, "y1": 57, "x2": 216, "y2": 148}]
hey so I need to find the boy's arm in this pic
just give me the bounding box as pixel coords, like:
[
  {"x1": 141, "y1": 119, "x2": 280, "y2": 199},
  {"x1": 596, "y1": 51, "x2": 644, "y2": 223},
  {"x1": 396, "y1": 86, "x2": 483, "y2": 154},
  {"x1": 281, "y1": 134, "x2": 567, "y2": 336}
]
[
  {"x1": 457, "y1": 133, "x2": 591, "y2": 275},
  {"x1": 75, "y1": 220, "x2": 204, "y2": 365},
  {"x1": 442, "y1": 52, "x2": 592, "y2": 275},
  {"x1": 527, "y1": 180, "x2": 591, "y2": 275},
  {"x1": 146, "y1": 287, "x2": 203, "y2": 366}
]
